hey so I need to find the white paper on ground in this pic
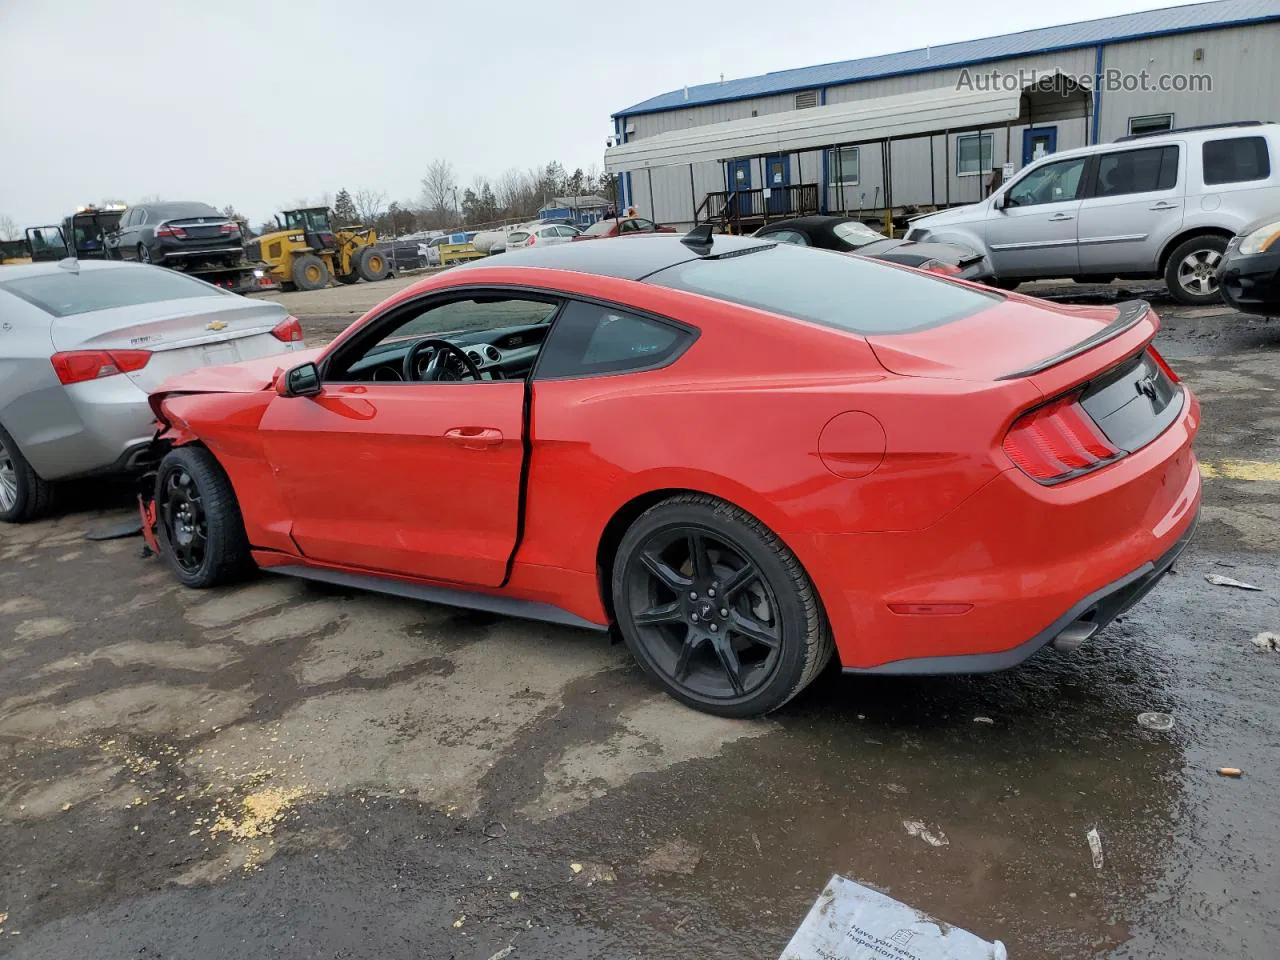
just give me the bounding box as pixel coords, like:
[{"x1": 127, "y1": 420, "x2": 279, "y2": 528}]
[{"x1": 779, "y1": 874, "x2": 1007, "y2": 960}]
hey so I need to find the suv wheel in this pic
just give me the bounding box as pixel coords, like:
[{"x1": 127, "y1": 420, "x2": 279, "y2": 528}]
[{"x1": 1165, "y1": 235, "x2": 1228, "y2": 305}]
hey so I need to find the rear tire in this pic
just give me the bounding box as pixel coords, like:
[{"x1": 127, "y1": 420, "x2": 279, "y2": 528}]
[
  {"x1": 291, "y1": 253, "x2": 329, "y2": 291},
  {"x1": 355, "y1": 246, "x2": 389, "y2": 282},
  {"x1": 155, "y1": 446, "x2": 253, "y2": 588},
  {"x1": 1165, "y1": 234, "x2": 1228, "y2": 305},
  {"x1": 611, "y1": 494, "x2": 834, "y2": 718},
  {"x1": 0, "y1": 423, "x2": 55, "y2": 523},
  {"x1": 137, "y1": 243, "x2": 154, "y2": 264}
]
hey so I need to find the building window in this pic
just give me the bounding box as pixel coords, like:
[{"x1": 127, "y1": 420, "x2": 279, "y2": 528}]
[
  {"x1": 828, "y1": 146, "x2": 860, "y2": 185},
  {"x1": 1128, "y1": 114, "x2": 1174, "y2": 136},
  {"x1": 795, "y1": 90, "x2": 818, "y2": 110},
  {"x1": 956, "y1": 133, "x2": 993, "y2": 176}
]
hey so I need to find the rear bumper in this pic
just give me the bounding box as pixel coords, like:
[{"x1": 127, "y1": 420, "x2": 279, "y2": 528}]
[
  {"x1": 154, "y1": 239, "x2": 243, "y2": 260},
  {"x1": 844, "y1": 508, "x2": 1198, "y2": 674},
  {"x1": 21, "y1": 375, "x2": 154, "y2": 481}
]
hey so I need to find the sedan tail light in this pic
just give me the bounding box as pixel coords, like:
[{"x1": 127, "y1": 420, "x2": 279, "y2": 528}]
[
  {"x1": 270, "y1": 315, "x2": 304, "y2": 343},
  {"x1": 220, "y1": 223, "x2": 241, "y2": 235},
  {"x1": 51, "y1": 349, "x2": 152, "y2": 385},
  {"x1": 1003, "y1": 392, "x2": 1121, "y2": 484},
  {"x1": 155, "y1": 222, "x2": 186, "y2": 238}
]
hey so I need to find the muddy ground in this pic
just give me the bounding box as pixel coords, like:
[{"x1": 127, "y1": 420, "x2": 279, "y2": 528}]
[{"x1": 1, "y1": 282, "x2": 1277, "y2": 959}]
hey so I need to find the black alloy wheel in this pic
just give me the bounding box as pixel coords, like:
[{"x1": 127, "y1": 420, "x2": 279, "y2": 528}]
[
  {"x1": 160, "y1": 465, "x2": 208, "y2": 575},
  {"x1": 614, "y1": 495, "x2": 833, "y2": 717}
]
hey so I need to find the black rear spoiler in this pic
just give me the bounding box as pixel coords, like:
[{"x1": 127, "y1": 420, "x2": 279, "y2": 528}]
[{"x1": 996, "y1": 300, "x2": 1152, "y2": 381}]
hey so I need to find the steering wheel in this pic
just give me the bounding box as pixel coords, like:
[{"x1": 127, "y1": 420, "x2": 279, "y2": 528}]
[{"x1": 402, "y1": 338, "x2": 484, "y2": 382}]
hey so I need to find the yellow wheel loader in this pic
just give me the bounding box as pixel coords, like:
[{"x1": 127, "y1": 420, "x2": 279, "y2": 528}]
[{"x1": 248, "y1": 207, "x2": 391, "y2": 291}]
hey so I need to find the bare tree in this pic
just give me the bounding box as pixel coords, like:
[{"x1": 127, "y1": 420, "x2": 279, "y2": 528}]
[
  {"x1": 419, "y1": 159, "x2": 457, "y2": 218},
  {"x1": 352, "y1": 188, "x2": 388, "y2": 227},
  {"x1": 0, "y1": 214, "x2": 18, "y2": 241}
]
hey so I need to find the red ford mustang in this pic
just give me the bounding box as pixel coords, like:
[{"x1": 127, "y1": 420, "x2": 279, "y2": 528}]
[{"x1": 140, "y1": 232, "x2": 1201, "y2": 717}]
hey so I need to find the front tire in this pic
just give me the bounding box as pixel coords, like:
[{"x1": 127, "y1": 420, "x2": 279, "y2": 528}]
[
  {"x1": 0, "y1": 423, "x2": 54, "y2": 523},
  {"x1": 155, "y1": 446, "x2": 252, "y2": 588},
  {"x1": 355, "y1": 246, "x2": 389, "y2": 282},
  {"x1": 291, "y1": 253, "x2": 330, "y2": 291},
  {"x1": 1165, "y1": 234, "x2": 1228, "y2": 305},
  {"x1": 611, "y1": 494, "x2": 834, "y2": 718}
]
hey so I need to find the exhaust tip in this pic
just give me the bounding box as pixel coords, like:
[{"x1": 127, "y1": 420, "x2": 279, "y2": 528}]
[{"x1": 1052, "y1": 621, "x2": 1100, "y2": 653}]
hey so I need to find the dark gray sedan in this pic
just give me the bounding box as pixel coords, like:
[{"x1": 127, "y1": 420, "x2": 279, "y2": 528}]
[{"x1": 109, "y1": 201, "x2": 244, "y2": 267}]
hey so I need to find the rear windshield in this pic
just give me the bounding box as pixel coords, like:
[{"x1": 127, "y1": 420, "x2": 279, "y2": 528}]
[
  {"x1": 583, "y1": 220, "x2": 615, "y2": 236},
  {"x1": 152, "y1": 202, "x2": 222, "y2": 220},
  {"x1": 646, "y1": 243, "x2": 999, "y2": 335},
  {"x1": 0, "y1": 267, "x2": 224, "y2": 317},
  {"x1": 507, "y1": 231, "x2": 530, "y2": 243}
]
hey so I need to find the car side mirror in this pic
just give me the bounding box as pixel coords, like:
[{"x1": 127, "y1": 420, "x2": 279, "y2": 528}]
[
  {"x1": 277, "y1": 361, "x2": 322, "y2": 398},
  {"x1": 992, "y1": 193, "x2": 1007, "y2": 211}
]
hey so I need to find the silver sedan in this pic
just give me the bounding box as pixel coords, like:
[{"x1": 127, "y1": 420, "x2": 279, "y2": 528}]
[{"x1": 0, "y1": 259, "x2": 305, "y2": 522}]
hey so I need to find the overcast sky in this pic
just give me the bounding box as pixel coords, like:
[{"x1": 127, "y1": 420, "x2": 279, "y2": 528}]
[{"x1": 0, "y1": 0, "x2": 1209, "y2": 228}]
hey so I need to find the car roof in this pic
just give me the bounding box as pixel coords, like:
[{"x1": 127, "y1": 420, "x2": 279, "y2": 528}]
[
  {"x1": 0, "y1": 259, "x2": 148, "y2": 282},
  {"x1": 759, "y1": 216, "x2": 847, "y2": 232},
  {"x1": 452, "y1": 233, "x2": 774, "y2": 281}
]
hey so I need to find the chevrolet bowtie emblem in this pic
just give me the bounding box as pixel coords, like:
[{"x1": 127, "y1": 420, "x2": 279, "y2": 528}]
[{"x1": 206, "y1": 320, "x2": 227, "y2": 331}]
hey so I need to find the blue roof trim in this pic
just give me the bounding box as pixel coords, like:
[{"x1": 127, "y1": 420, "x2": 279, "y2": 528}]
[{"x1": 613, "y1": 1, "x2": 1280, "y2": 117}]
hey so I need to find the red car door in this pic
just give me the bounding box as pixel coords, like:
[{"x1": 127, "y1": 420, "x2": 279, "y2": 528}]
[{"x1": 258, "y1": 380, "x2": 525, "y2": 587}]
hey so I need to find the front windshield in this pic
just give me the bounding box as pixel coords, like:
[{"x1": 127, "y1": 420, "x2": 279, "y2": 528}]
[
  {"x1": 284, "y1": 209, "x2": 332, "y2": 231},
  {"x1": 832, "y1": 221, "x2": 885, "y2": 248}
]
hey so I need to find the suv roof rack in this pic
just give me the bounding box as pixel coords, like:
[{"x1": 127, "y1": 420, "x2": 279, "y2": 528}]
[{"x1": 1114, "y1": 120, "x2": 1270, "y2": 142}]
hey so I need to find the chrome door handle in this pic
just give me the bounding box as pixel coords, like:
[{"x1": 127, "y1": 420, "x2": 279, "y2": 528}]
[
  {"x1": 1048, "y1": 214, "x2": 1075, "y2": 221},
  {"x1": 1149, "y1": 202, "x2": 1179, "y2": 210},
  {"x1": 444, "y1": 426, "x2": 504, "y2": 450}
]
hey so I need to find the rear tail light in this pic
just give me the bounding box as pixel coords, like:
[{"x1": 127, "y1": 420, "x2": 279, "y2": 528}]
[
  {"x1": 526, "y1": 235, "x2": 537, "y2": 246},
  {"x1": 1148, "y1": 346, "x2": 1180, "y2": 383},
  {"x1": 270, "y1": 315, "x2": 304, "y2": 343},
  {"x1": 220, "y1": 223, "x2": 241, "y2": 235},
  {"x1": 1003, "y1": 392, "x2": 1121, "y2": 484},
  {"x1": 155, "y1": 223, "x2": 186, "y2": 238},
  {"x1": 920, "y1": 259, "x2": 963, "y2": 276},
  {"x1": 51, "y1": 349, "x2": 151, "y2": 385}
]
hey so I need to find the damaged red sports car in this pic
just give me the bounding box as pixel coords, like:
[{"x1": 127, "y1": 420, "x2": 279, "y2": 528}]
[{"x1": 140, "y1": 232, "x2": 1201, "y2": 717}]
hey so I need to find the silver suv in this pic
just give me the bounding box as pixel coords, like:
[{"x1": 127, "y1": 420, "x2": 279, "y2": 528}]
[{"x1": 906, "y1": 122, "x2": 1280, "y2": 304}]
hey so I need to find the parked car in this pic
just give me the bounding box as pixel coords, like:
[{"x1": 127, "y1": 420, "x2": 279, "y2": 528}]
[
  {"x1": 108, "y1": 201, "x2": 244, "y2": 267},
  {"x1": 906, "y1": 121, "x2": 1280, "y2": 304},
  {"x1": 755, "y1": 215, "x2": 991, "y2": 281},
  {"x1": 139, "y1": 233, "x2": 1198, "y2": 718},
  {"x1": 418, "y1": 235, "x2": 450, "y2": 266},
  {"x1": 374, "y1": 237, "x2": 422, "y2": 270},
  {"x1": 505, "y1": 223, "x2": 582, "y2": 249},
  {"x1": 0, "y1": 260, "x2": 305, "y2": 522},
  {"x1": 1217, "y1": 214, "x2": 1280, "y2": 314},
  {"x1": 572, "y1": 216, "x2": 676, "y2": 240}
]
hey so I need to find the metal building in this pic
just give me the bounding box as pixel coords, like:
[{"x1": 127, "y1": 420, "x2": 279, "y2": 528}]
[{"x1": 605, "y1": 0, "x2": 1280, "y2": 231}]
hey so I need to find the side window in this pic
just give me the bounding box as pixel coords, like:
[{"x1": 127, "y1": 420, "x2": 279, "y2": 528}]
[
  {"x1": 1202, "y1": 136, "x2": 1271, "y2": 185},
  {"x1": 1093, "y1": 145, "x2": 1179, "y2": 197},
  {"x1": 535, "y1": 301, "x2": 694, "y2": 379},
  {"x1": 634, "y1": 218, "x2": 656, "y2": 232},
  {"x1": 137, "y1": 208, "x2": 149, "y2": 226},
  {"x1": 618, "y1": 219, "x2": 640, "y2": 233},
  {"x1": 121, "y1": 209, "x2": 136, "y2": 228},
  {"x1": 326, "y1": 295, "x2": 560, "y2": 381},
  {"x1": 1005, "y1": 157, "x2": 1087, "y2": 207}
]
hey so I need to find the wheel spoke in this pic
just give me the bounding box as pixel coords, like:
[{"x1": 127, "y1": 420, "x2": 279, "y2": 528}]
[
  {"x1": 729, "y1": 610, "x2": 780, "y2": 650},
  {"x1": 719, "y1": 560, "x2": 759, "y2": 600},
  {"x1": 712, "y1": 635, "x2": 746, "y2": 695},
  {"x1": 673, "y1": 629, "x2": 700, "y2": 682},
  {"x1": 639, "y1": 550, "x2": 692, "y2": 591},
  {"x1": 688, "y1": 532, "x2": 713, "y2": 580},
  {"x1": 1204, "y1": 250, "x2": 1222, "y2": 268},
  {"x1": 634, "y1": 601, "x2": 682, "y2": 627}
]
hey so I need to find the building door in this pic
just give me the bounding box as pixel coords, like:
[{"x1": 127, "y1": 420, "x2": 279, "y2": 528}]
[
  {"x1": 726, "y1": 159, "x2": 752, "y2": 219},
  {"x1": 1022, "y1": 127, "x2": 1058, "y2": 167},
  {"x1": 764, "y1": 154, "x2": 791, "y2": 214}
]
